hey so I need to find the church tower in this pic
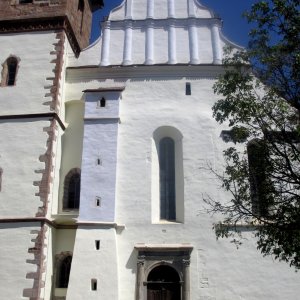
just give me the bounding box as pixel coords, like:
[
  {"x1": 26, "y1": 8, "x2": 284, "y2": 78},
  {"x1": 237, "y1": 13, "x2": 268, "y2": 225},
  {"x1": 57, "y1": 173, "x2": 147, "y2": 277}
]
[{"x1": 0, "y1": 1, "x2": 103, "y2": 299}]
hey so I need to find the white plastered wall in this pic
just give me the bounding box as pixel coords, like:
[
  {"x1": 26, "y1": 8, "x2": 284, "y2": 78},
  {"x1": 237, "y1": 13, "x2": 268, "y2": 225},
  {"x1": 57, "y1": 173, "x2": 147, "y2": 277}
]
[
  {"x1": 66, "y1": 227, "x2": 119, "y2": 300},
  {"x1": 0, "y1": 120, "x2": 50, "y2": 217},
  {"x1": 0, "y1": 32, "x2": 58, "y2": 115},
  {"x1": 65, "y1": 69, "x2": 300, "y2": 299},
  {"x1": 56, "y1": 101, "x2": 84, "y2": 215},
  {"x1": 0, "y1": 223, "x2": 40, "y2": 299},
  {"x1": 114, "y1": 75, "x2": 300, "y2": 300}
]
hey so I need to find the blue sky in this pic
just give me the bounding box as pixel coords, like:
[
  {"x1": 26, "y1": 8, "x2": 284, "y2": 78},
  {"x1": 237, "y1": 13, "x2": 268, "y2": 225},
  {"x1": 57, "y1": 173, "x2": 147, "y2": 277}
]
[{"x1": 91, "y1": 0, "x2": 254, "y2": 47}]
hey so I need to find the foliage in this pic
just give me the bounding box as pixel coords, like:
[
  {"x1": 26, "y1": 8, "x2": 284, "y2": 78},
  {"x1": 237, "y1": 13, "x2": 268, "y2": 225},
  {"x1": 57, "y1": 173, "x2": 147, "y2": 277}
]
[{"x1": 208, "y1": 0, "x2": 300, "y2": 269}]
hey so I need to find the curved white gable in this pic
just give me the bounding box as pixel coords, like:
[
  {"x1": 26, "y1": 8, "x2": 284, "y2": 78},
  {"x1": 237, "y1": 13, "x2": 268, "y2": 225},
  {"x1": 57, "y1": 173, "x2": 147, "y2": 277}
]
[
  {"x1": 69, "y1": 0, "x2": 241, "y2": 67},
  {"x1": 109, "y1": 0, "x2": 213, "y2": 20}
]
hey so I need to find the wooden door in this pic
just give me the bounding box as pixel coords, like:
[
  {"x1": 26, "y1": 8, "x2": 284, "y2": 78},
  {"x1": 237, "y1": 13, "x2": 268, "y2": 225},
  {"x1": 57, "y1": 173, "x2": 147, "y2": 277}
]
[
  {"x1": 147, "y1": 265, "x2": 181, "y2": 300},
  {"x1": 147, "y1": 283, "x2": 180, "y2": 300}
]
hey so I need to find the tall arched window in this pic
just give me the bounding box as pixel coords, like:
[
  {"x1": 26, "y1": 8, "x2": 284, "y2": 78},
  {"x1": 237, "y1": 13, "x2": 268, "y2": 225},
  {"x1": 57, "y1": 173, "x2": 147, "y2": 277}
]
[
  {"x1": 56, "y1": 255, "x2": 72, "y2": 288},
  {"x1": 247, "y1": 139, "x2": 273, "y2": 217},
  {"x1": 63, "y1": 168, "x2": 81, "y2": 210},
  {"x1": 159, "y1": 137, "x2": 176, "y2": 220},
  {"x1": 6, "y1": 57, "x2": 18, "y2": 86},
  {"x1": 1, "y1": 56, "x2": 19, "y2": 87},
  {"x1": 152, "y1": 126, "x2": 184, "y2": 223}
]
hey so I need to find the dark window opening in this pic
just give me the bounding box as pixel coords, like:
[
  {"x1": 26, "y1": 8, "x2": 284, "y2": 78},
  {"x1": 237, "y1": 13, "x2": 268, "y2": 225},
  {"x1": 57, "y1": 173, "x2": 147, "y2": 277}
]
[
  {"x1": 68, "y1": 173, "x2": 80, "y2": 209},
  {"x1": 78, "y1": 0, "x2": 84, "y2": 11},
  {"x1": 63, "y1": 169, "x2": 81, "y2": 210},
  {"x1": 100, "y1": 97, "x2": 106, "y2": 107},
  {"x1": 185, "y1": 82, "x2": 191, "y2": 95},
  {"x1": 91, "y1": 279, "x2": 97, "y2": 291},
  {"x1": 57, "y1": 256, "x2": 72, "y2": 288},
  {"x1": 248, "y1": 139, "x2": 273, "y2": 217},
  {"x1": 95, "y1": 197, "x2": 101, "y2": 207},
  {"x1": 78, "y1": 0, "x2": 85, "y2": 34},
  {"x1": 159, "y1": 137, "x2": 176, "y2": 221},
  {"x1": 6, "y1": 57, "x2": 18, "y2": 86},
  {"x1": 147, "y1": 265, "x2": 181, "y2": 300},
  {"x1": 19, "y1": 0, "x2": 33, "y2": 4},
  {"x1": 95, "y1": 240, "x2": 100, "y2": 250}
]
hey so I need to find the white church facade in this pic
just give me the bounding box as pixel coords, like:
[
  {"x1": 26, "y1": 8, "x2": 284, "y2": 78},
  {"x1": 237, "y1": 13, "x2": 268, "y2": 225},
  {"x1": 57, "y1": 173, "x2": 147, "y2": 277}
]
[{"x1": 0, "y1": 0, "x2": 299, "y2": 299}]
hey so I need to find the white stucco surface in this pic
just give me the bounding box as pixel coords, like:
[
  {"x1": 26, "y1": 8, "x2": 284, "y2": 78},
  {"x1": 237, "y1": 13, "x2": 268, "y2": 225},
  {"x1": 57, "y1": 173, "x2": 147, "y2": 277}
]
[
  {"x1": 0, "y1": 223, "x2": 40, "y2": 299},
  {"x1": 56, "y1": 101, "x2": 84, "y2": 214},
  {"x1": 0, "y1": 32, "x2": 58, "y2": 115},
  {"x1": 66, "y1": 227, "x2": 119, "y2": 300},
  {"x1": 0, "y1": 120, "x2": 51, "y2": 217},
  {"x1": 79, "y1": 91, "x2": 121, "y2": 222},
  {"x1": 65, "y1": 64, "x2": 300, "y2": 299},
  {"x1": 1, "y1": 1, "x2": 299, "y2": 299}
]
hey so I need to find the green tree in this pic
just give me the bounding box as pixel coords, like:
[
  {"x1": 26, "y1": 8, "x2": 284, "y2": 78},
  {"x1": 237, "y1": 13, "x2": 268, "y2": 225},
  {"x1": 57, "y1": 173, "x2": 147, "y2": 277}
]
[{"x1": 208, "y1": 0, "x2": 300, "y2": 269}]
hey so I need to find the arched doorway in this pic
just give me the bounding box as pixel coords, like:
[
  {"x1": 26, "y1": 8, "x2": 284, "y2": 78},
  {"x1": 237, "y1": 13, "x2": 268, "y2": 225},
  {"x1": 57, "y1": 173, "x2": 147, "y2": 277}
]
[{"x1": 147, "y1": 265, "x2": 181, "y2": 300}]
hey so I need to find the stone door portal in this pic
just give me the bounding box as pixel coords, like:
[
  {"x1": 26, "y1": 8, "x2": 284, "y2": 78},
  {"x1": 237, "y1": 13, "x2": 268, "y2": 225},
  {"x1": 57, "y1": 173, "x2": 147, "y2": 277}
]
[{"x1": 147, "y1": 265, "x2": 181, "y2": 300}]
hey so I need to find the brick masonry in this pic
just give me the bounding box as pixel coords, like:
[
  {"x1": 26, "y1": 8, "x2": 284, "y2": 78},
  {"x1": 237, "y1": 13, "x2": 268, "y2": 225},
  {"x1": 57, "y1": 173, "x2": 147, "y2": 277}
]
[{"x1": 0, "y1": 0, "x2": 95, "y2": 54}]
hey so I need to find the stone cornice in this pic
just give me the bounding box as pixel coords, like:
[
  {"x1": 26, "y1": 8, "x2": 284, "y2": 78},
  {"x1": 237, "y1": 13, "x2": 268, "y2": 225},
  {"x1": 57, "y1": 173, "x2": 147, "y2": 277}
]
[
  {"x1": 83, "y1": 87, "x2": 125, "y2": 92},
  {"x1": 106, "y1": 17, "x2": 222, "y2": 27},
  {"x1": 134, "y1": 243, "x2": 193, "y2": 252},
  {"x1": 0, "y1": 217, "x2": 125, "y2": 230},
  {"x1": 67, "y1": 64, "x2": 225, "y2": 81},
  {"x1": 0, "y1": 16, "x2": 81, "y2": 57},
  {"x1": 0, "y1": 112, "x2": 66, "y2": 131}
]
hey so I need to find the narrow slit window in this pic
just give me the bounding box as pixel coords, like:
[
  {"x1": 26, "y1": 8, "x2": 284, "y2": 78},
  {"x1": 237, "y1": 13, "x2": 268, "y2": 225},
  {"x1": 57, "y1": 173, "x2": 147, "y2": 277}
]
[
  {"x1": 57, "y1": 255, "x2": 72, "y2": 288},
  {"x1": 100, "y1": 97, "x2": 106, "y2": 107},
  {"x1": 5, "y1": 57, "x2": 18, "y2": 86},
  {"x1": 96, "y1": 158, "x2": 102, "y2": 165},
  {"x1": 78, "y1": 0, "x2": 85, "y2": 34},
  {"x1": 91, "y1": 279, "x2": 97, "y2": 291},
  {"x1": 186, "y1": 82, "x2": 191, "y2": 95},
  {"x1": 95, "y1": 197, "x2": 101, "y2": 207},
  {"x1": 95, "y1": 240, "x2": 100, "y2": 250},
  {"x1": 159, "y1": 137, "x2": 176, "y2": 221}
]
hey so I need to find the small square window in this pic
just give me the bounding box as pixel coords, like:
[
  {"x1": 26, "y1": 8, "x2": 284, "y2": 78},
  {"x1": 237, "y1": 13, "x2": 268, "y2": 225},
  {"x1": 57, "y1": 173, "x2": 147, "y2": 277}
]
[
  {"x1": 95, "y1": 197, "x2": 101, "y2": 207},
  {"x1": 91, "y1": 279, "x2": 97, "y2": 291},
  {"x1": 95, "y1": 240, "x2": 100, "y2": 250},
  {"x1": 186, "y1": 82, "x2": 191, "y2": 95}
]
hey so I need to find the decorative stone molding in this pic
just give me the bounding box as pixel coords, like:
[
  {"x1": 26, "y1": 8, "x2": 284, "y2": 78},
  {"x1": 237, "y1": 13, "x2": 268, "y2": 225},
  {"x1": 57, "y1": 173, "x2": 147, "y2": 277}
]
[
  {"x1": 33, "y1": 31, "x2": 64, "y2": 218},
  {"x1": 34, "y1": 120, "x2": 58, "y2": 217},
  {"x1": 135, "y1": 244, "x2": 193, "y2": 300},
  {"x1": 23, "y1": 225, "x2": 48, "y2": 300},
  {"x1": 46, "y1": 31, "x2": 65, "y2": 112}
]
